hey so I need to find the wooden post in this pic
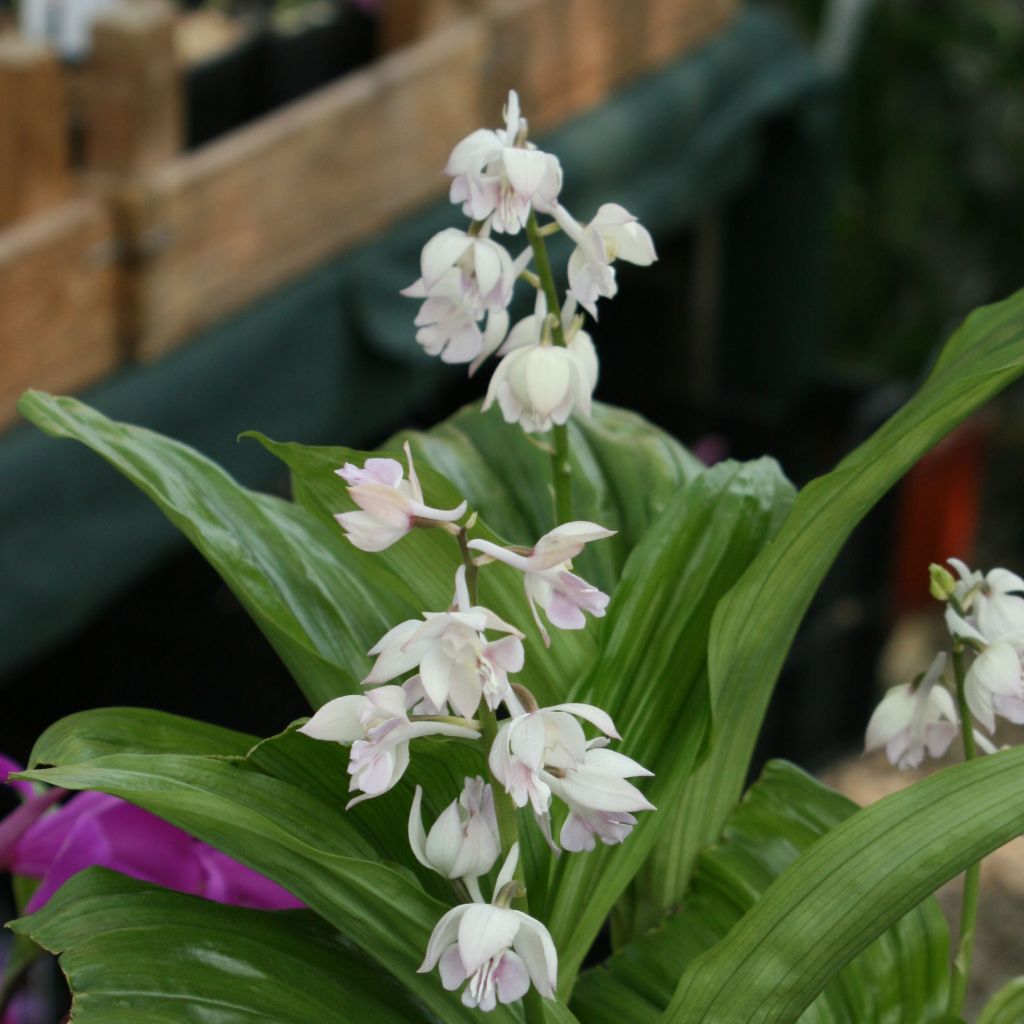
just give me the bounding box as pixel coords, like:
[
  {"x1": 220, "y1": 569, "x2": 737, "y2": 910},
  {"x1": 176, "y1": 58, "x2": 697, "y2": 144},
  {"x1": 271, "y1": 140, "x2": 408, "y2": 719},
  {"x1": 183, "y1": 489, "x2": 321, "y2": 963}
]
[
  {"x1": 81, "y1": 0, "x2": 183, "y2": 175},
  {"x1": 0, "y1": 37, "x2": 71, "y2": 226},
  {"x1": 379, "y1": 0, "x2": 474, "y2": 51}
]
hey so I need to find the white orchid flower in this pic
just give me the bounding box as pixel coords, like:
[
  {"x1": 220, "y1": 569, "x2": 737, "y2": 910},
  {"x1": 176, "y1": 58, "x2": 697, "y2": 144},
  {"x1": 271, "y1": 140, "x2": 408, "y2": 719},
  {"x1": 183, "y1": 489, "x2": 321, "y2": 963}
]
[
  {"x1": 404, "y1": 271, "x2": 511, "y2": 365},
  {"x1": 334, "y1": 443, "x2": 466, "y2": 552},
  {"x1": 297, "y1": 685, "x2": 478, "y2": 808},
  {"x1": 864, "y1": 653, "x2": 959, "y2": 769},
  {"x1": 945, "y1": 558, "x2": 1024, "y2": 645},
  {"x1": 545, "y1": 743, "x2": 655, "y2": 852},
  {"x1": 362, "y1": 566, "x2": 525, "y2": 718},
  {"x1": 418, "y1": 844, "x2": 557, "y2": 1011},
  {"x1": 479, "y1": 291, "x2": 599, "y2": 431},
  {"x1": 445, "y1": 90, "x2": 563, "y2": 234},
  {"x1": 488, "y1": 703, "x2": 619, "y2": 816},
  {"x1": 408, "y1": 778, "x2": 499, "y2": 901},
  {"x1": 404, "y1": 229, "x2": 517, "y2": 315},
  {"x1": 963, "y1": 641, "x2": 1024, "y2": 732},
  {"x1": 469, "y1": 522, "x2": 614, "y2": 644},
  {"x1": 551, "y1": 202, "x2": 656, "y2": 317}
]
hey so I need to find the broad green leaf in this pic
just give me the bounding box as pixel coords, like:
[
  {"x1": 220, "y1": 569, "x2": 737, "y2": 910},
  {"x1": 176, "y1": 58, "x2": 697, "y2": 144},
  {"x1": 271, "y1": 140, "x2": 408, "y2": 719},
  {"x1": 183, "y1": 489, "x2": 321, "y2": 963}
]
[
  {"x1": 670, "y1": 287, "x2": 1024, "y2": 901},
  {"x1": 17, "y1": 390, "x2": 419, "y2": 708},
  {"x1": 545, "y1": 458, "x2": 795, "y2": 990},
  {"x1": 393, "y1": 401, "x2": 703, "y2": 593},
  {"x1": 571, "y1": 762, "x2": 948, "y2": 1024},
  {"x1": 28, "y1": 706, "x2": 257, "y2": 763},
  {"x1": 661, "y1": 747, "x2": 1024, "y2": 1024},
  {"x1": 12, "y1": 869, "x2": 421, "y2": 1023},
  {"x1": 978, "y1": 979, "x2": 1024, "y2": 1024}
]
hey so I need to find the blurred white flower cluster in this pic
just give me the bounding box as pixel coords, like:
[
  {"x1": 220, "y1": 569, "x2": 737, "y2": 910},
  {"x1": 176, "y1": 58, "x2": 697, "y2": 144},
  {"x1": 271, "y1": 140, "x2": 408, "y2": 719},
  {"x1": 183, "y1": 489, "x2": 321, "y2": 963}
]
[{"x1": 866, "y1": 559, "x2": 1024, "y2": 769}]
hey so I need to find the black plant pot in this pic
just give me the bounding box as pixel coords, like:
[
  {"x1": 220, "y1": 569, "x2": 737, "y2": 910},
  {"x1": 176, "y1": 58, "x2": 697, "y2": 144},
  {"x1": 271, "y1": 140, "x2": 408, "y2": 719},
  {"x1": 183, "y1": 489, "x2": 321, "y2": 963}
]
[
  {"x1": 185, "y1": 29, "x2": 267, "y2": 149},
  {"x1": 263, "y1": 3, "x2": 374, "y2": 111}
]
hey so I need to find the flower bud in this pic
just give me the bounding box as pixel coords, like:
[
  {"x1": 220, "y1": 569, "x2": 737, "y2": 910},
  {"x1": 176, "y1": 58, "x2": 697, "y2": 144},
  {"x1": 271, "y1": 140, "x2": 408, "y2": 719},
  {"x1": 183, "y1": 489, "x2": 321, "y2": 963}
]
[{"x1": 929, "y1": 563, "x2": 956, "y2": 602}]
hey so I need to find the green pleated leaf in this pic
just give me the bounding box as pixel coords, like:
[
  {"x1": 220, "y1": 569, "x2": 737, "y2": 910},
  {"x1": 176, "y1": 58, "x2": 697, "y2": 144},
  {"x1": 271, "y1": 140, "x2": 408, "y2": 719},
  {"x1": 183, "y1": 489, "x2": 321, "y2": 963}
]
[
  {"x1": 16, "y1": 391, "x2": 421, "y2": 709},
  {"x1": 571, "y1": 762, "x2": 949, "y2": 1024},
  {"x1": 12, "y1": 870, "x2": 421, "y2": 1024},
  {"x1": 28, "y1": 706, "x2": 257, "y2": 763},
  {"x1": 660, "y1": 747, "x2": 1024, "y2": 1024},
  {"x1": 668, "y1": 287, "x2": 1024, "y2": 903},
  {"x1": 392, "y1": 401, "x2": 703, "y2": 594},
  {"x1": 978, "y1": 979, "x2": 1024, "y2": 1024},
  {"x1": 544, "y1": 458, "x2": 795, "y2": 991}
]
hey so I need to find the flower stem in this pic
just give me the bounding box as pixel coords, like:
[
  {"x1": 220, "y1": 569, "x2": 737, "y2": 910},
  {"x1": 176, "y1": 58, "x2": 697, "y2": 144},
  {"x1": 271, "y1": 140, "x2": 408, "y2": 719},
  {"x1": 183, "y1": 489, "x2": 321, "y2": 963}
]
[
  {"x1": 525, "y1": 212, "x2": 573, "y2": 525},
  {"x1": 947, "y1": 645, "x2": 981, "y2": 1017}
]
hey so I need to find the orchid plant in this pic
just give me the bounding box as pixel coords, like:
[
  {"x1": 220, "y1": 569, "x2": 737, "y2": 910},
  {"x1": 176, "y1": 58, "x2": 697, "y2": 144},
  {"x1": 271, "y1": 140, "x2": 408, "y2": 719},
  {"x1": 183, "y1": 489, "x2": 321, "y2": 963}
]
[{"x1": 7, "y1": 90, "x2": 1024, "y2": 1024}]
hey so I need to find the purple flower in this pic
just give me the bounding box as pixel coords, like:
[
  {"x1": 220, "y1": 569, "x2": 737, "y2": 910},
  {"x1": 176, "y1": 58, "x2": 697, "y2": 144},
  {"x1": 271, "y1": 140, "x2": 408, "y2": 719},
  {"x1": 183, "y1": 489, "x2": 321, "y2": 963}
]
[{"x1": 0, "y1": 759, "x2": 301, "y2": 913}]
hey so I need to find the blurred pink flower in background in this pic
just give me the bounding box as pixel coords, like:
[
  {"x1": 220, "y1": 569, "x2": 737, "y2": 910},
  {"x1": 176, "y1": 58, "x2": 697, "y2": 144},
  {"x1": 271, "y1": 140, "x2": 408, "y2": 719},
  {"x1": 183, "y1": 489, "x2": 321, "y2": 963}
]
[{"x1": 0, "y1": 755, "x2": 301, "y2": 915}]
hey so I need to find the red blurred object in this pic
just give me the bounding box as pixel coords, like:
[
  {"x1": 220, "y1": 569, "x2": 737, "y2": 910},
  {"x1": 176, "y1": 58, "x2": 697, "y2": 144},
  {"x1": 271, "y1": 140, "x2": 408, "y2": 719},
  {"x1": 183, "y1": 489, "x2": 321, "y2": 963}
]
[{"x1": 892, "y1": 416, "x2": 991, "y2": 615}]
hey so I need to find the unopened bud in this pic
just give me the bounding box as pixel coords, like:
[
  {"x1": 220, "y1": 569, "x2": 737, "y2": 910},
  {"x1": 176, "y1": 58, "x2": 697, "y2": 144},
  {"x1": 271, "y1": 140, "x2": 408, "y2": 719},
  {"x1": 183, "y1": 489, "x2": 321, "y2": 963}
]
[{"x1": 929, "y1": 563, "x2": 956, "y2": 602}]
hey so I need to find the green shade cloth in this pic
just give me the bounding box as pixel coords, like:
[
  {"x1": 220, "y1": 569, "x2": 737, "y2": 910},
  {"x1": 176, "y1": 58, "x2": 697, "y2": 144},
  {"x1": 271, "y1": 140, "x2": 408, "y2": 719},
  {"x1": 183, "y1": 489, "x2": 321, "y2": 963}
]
[{"x1": 0, "y1": 6, "x2": 828, "y2": 677}]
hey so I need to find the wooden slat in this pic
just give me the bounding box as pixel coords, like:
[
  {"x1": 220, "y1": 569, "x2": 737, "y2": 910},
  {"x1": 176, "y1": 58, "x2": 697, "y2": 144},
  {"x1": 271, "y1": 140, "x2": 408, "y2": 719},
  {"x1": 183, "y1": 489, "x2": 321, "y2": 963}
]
[
  {"x1": 482, "y1": 0, "x2": 739, "y2": 135},
  {"x1": 379, "y1": 0, "x2": 475, "y2": 51},
  {"x1": 0, "y1": 36, "x2": 70, "y2": 225},
  {"x1": 0, "y1": 200, "x2": 120, "y2": 429},
  {"x1": 81, "y1": 0, "x2": 183, "y2": 175},
  {"x1": 123, "y1": 18, "x2": 487, "y2": 360}
]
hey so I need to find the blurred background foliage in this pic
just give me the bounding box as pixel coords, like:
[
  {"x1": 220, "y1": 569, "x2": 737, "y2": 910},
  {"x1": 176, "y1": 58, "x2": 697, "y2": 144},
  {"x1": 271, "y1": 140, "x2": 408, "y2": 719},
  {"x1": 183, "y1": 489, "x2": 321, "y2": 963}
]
[{"x1": 787, "y1": 0, "x2": 1024, "y2": 379}]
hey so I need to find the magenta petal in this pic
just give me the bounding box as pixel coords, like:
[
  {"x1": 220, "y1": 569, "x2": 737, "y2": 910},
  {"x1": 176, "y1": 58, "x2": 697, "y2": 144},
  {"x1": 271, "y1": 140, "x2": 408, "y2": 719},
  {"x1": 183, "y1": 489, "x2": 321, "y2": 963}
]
[
  {"x1": 10, "y1": 791, "x2": 121, "y2": 876},
  {"x1": 0, "y1": 756, "x2": 33, "y2": 801},
  {"x1": 196, "y1": 846, "x2": 303, "y2": 910},
  {"x1": 24, "y1": 801, "x2": 203, "y2": 912}
]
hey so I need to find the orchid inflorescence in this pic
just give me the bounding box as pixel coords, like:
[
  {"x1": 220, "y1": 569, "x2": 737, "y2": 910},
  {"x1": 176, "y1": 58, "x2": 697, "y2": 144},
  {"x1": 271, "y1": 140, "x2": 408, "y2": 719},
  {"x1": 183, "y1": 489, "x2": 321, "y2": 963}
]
[
  {"x1": 298, "y1": 91, "x2": 657, "y2": 1014},
  {"x1": 402, "y1": 88, "x2": 656, "y2": 434},
  {"x1": 866, "y1": 558, "x2": 1024, "y2": 769}
]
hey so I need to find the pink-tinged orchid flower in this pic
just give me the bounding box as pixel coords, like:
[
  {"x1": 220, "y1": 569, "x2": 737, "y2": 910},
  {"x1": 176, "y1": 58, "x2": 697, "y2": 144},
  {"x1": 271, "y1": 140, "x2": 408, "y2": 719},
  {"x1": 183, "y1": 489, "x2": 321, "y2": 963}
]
[
  {"x1": 406, "y1": 229, "x2": 516, "y2": 315},
  {"x1": 941, "y1": 560, "x2": 1024, "y2": 731},
  {"x1": 545, "y1": 744, "x2": 654, "y2": 852},
  {"x1": 864, "y1": 653, "x2": 959, "y2": 768},
  {"x1": 0, "y1": 757, "x2": 301, "y2": 914},
  {"x1": 419, "y1": 844, "x2": 557, "y2": 1011},
  {"x1": 334, "y1": 443, "x2": 467, "y2": 552},
  {"x1": 482, "y1": 293, "x2": 599, "y2": 433},
  {"x1": 469, "y1": 522, "x2": 614, "y2": 644},
  {"x1": 363, "y1": 566, "x2": 524, "y2": 717},
  {"x1": 487, "y1": 703, "x2": 628, "y2": 847},
  {"x1": 445, "y1": 90, "x2": 562, "y2": 235},
  {"x1": 408, "y1": 777, "x2": 499, "y2": 901},
  {"x1": 297, "y1": 685, "x2": 479, "y2": 807},
  {"x1": 944, "y1": 558, "x2": 1024, "y2": 646},
  {"x1": 552, "y1": 203, "x2": 656, "y2": 318}
]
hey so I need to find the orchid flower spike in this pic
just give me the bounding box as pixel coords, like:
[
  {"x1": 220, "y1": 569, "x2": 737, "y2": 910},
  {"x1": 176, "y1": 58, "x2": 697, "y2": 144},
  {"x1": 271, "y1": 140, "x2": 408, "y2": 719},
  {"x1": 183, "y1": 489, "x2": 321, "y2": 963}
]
[
  {"x1": 445, "y1": 89, "x2": 563, "y2": 234},
  {"x1": 864, "y1": 653, "x2": 959, "y2": 769},
  {"x1": 334, "y1": 442, "x2": 467, "y2": 552},
  {"x1": 297, "y1": 685, "x2": 479, "y2": 807},
  {"x1": 469, "y1": 522, "x2": 615, "y2": 644},
  {"x1": 552, "y1": 202, "x2": 656, "y2": 317},
  {"x1": 482, "y1": 292, "x2": 599, "y2": 432},
  {"x1": 408, "y1": 778, "x2": 500, "y2": 902},
  {"x1": 362, "y1": 566, "x2": 525, "y2": 718},
  {"x1": 418, "y1": 844, "x2": 558, "y2": 1011}
]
